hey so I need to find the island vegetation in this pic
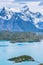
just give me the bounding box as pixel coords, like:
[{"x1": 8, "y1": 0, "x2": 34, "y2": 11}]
[
  {"x1": 0, "y1": 31, "x2": 43, "y2": 43},
  {"x1": 8, "y1": 55, "x2": 35, "y2": 63},
  {"x1": 8, "y1": 55, "x2": 43, "y2": 64}
]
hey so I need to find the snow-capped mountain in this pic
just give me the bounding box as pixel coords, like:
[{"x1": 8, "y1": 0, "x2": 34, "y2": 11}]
[
  {"x1": 22, "y1": 6, "x2": 43, "y2": 29},
  {"x1": 0, "y1": 6, "x2": 43, "y2": 32},
  {"x1": 0, "y1": 7, "x2": 13, "y2": 20}
]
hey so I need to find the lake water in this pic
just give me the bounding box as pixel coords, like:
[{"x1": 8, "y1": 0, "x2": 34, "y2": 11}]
[{"x1": 0, "y1": 41, "x2": 43, "y2": 65}]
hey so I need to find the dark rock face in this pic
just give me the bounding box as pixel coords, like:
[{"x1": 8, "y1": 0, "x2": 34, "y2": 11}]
[{"x1": 0, "y1": 7, "x2": 6, "y2": 17}]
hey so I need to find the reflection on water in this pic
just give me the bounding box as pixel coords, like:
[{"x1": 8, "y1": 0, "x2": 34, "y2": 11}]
[{"x1": 0, "y1": 41, "x2": 43, "y2": 65}]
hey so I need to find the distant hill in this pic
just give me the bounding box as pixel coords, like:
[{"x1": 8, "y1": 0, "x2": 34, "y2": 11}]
[{"x1": 0, "y1": 31, "x2": 43, "y2": 42}]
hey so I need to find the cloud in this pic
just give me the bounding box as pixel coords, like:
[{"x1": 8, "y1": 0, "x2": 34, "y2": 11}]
[
  {"x1": 0, "y1": 0, "x2": 14, "y2": 2},
  {"x1": 0, "y1": 0, "x2": 43, "y2": 14},
  {"x1": 39, "y1": 2, "x2": 43, "y2": 6}
]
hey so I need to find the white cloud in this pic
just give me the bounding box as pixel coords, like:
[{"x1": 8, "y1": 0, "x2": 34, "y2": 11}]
[
  {"x1": 0, "y1": 0, "x2": 14, "y2": 2},
  {"x1": 0, "y1": 1, "x2": 43, "y2": 14},
  {"x1": 25, "y1": 2, "x2": 43, "y2": 14},
  {"x1": 39, "y1": 1, "x2": 43, "y2": 6},
  {"x1": 0, "y1": 2, "x2": 24, "y2": 12}
]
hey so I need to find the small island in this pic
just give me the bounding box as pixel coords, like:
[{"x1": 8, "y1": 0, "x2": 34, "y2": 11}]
[{"x1": 8, "y1": 55, "x2": 35, "y2": 63}]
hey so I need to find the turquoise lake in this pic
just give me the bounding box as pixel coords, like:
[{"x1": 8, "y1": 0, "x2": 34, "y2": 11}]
[{"x1": 0, "y1": 41, "x2": 43, "y2": 65}]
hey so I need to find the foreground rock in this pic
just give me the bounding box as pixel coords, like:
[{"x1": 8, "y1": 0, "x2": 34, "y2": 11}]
[
  {"x1": 8, "y1": 55, "x2": 35, "y2": 63},
  {"x1": 39, "y1": 63, "x2": 43, "y2": 65}
]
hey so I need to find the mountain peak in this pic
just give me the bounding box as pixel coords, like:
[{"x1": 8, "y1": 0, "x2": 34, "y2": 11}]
[
  {"x1": 0, "y1": 7, "x2": 6, "y2": 17},
  {"x1": 21, "y1": 5, "x2": 29, "y2": 13},
  {"x1": 0, "y1": 7, "x2": 13, "y2": 20}
]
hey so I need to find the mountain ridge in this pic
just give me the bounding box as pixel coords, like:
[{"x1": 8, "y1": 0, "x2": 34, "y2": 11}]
[{"x1": 0, "y1": 5, "x2": 43, "y2": 32}]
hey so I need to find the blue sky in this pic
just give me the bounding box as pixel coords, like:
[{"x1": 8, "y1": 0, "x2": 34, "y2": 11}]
[
  {"x1": 14, "y1": 0, "x2": 43, "y2": 2},
  {"x1": 0, "y1": 0, "x2": 43, "y2": 2}
]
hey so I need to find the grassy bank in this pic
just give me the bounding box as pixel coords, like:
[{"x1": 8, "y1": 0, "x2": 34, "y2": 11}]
[{"x1": 0, "y1": 31, "x2": 43, "y2": 43}]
